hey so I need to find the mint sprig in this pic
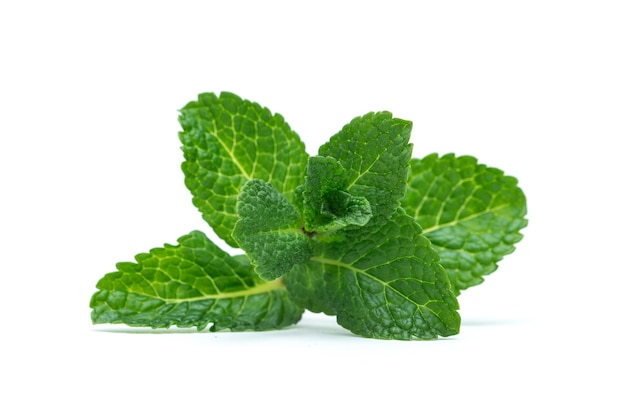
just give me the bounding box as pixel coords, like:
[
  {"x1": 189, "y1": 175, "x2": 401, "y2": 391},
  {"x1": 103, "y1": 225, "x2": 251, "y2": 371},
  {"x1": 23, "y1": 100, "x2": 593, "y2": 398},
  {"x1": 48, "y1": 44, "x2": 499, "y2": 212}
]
[{"x1": 90, "y1": 92, "x2": 527, "y2": 340}]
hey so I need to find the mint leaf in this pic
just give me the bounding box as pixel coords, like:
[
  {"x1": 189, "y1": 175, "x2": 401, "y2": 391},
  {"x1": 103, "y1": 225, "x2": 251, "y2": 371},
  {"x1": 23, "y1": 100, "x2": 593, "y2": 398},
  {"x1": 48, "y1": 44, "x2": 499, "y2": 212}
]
[
  {"x1": 401, "y1": 154, "x2": 528, "y2": 294},
  {"x1": 318, "y1": 111, "x2": 413, "y2": 224},
  {"x1": 284, "y1": 209, "x2": 460, "y2": 340},
  {"x1": 233, "y1": 179, "x2": 312, "y2": 280},
  {"x1": 179, "y1": 92, "x2": 309, "y2": 247},
  {"x1": 301, "y1": 156, "x2": 372, "y2": 234},
  {"x1": 90, "y1": 231, "x2": 304, "y2": 331}
]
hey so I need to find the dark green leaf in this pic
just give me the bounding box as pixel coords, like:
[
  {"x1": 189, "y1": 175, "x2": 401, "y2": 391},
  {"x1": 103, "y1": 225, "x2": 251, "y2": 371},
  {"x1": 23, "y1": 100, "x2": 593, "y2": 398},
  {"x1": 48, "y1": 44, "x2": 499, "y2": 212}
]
[
  {"x1": 301, "y1": 156, "x2": 372, "y2": 234},
  {"x1": 233, "y1": 179, "x2": 312, "y2": 280},
  {"x1": 284, "y1": 209, "x2": 460, "y2": 340},
  {"x1": 318, "y1": 111, "x2": 413, "y2": 224}
]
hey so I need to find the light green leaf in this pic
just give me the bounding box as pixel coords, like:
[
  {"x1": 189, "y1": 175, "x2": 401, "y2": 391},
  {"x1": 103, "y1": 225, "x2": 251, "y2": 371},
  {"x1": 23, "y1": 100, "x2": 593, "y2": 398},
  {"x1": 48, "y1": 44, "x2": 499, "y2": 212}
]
[
  {"x1": 233, "y1": 179, "x2": 312, "y2": 281},
  {"x1": 318, "y1": 111, "x2": 413, "y2": 224},
  {"x1": 179, "y1": 92, "x2": 309, "y2": 247},
  {"x1": 284, "y1": 209, "x2": 460, "y2": 340},
  {"x1": 301, "y1": 156, "x2": 372, "y2": 234},
  {"x1": 401, "y1": 154, "x2": 528, "y2": 294},
  {"x1": 90, "y1": 231, "x2": 304, "y2": 331}
]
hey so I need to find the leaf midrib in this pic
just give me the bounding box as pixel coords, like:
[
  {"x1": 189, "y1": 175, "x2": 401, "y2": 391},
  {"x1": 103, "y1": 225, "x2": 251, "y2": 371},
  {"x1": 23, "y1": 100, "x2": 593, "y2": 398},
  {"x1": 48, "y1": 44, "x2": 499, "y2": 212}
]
[
  {"x1": 128, "y1": 278, "x2": 286, "y2": 303},
  {"x1": 421, "y1": 203, "x2": 511, "y2": 234},
  {"x1": 344, "y1": 152, "x2": 383, "y2": 191},
  {"x1": 310, "y1": 255, "x2": 441, "y2": 311},
  {"x1": 214, "y1": 131, "x2": 252, "y2": 180}
]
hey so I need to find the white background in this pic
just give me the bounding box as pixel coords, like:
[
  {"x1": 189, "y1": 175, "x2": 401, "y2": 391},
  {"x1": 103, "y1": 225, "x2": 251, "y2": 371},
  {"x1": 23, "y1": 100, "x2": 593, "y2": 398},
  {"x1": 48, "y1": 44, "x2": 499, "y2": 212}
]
[{"x1": 1, "y1": 1, "x2": 625, "y2": 396}]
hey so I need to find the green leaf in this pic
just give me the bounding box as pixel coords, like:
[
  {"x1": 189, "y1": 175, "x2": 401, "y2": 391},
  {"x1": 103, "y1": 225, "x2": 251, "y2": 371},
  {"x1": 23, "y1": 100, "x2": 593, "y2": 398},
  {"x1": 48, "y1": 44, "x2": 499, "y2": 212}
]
[
  {"x1": 318, "y1": 111, "x2": 413, "y2": 224},
  {"x1": 284, "y1": 209, "x2": 460, "y2": 340},
  {"x1": 401, "y1": 154, "x2": 528, "y2": 294},
  {"x1": 179, "y1": 92, "x2": 309, "y2": 247},
  {"x1": 233, "y1": 179, "x2": 312, "y2": 281},
  {"x1": 301, "y1": 156, "x2": 372, "y2": 234},
  {"x1": 90, "y1": 231, "x2": 304, "y2": 331}
]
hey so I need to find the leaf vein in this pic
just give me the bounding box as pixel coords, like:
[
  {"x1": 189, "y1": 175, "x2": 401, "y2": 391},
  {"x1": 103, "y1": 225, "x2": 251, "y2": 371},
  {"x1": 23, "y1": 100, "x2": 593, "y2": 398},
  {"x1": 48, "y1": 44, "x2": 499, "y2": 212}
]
[{"x1": 422, "y1": 203, "x2": 512, "y2": 234}]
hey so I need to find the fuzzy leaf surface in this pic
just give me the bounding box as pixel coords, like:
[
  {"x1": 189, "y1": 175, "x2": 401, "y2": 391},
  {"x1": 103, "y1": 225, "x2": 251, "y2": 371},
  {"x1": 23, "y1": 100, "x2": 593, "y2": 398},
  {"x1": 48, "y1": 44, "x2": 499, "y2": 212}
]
[
  {"x1": 179, "y1": 92, "x2": 308, "y2": 247},
  {"x1": 401, "y1": 154, "x2": 528, "y2": 294},
  {"x1": 284, "y1": 209, "x2": 460, "y2": 340},
  {"x1": 301, "y1": 156, "x2": 372, "y2": 233},
  {"x1": 90, "y1": 231, "x2": 304, "y2": 331},
  {"x1": 317, "y1": 111, "x2": 413, "y2": 225},
  {"x1": 233, "y1": 179, "x2": 312, "y2": 281}
]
